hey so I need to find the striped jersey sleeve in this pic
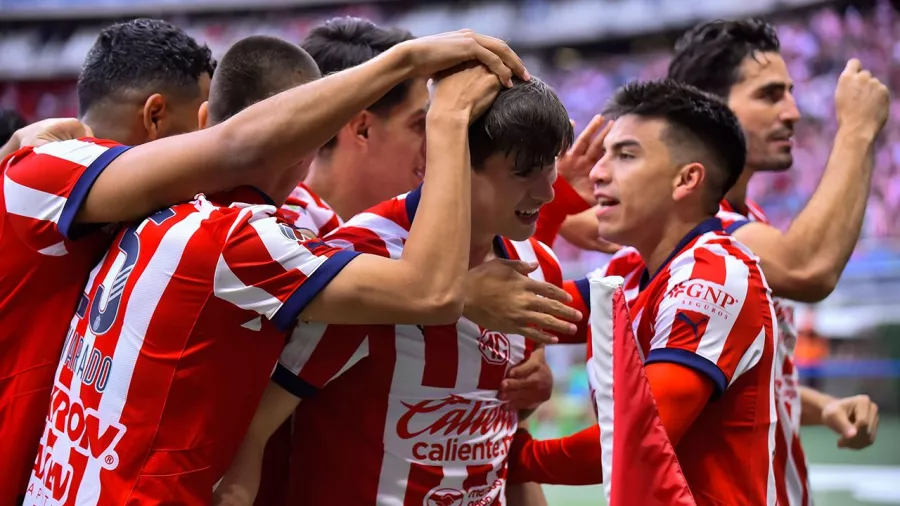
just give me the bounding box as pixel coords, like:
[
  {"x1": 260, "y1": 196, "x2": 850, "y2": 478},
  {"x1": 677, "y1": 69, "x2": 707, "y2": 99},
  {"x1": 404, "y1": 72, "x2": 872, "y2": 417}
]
[
  {"x1": 2, "y1": 138, "x2": 130, "y2": 251},
  {"x1": 212, "y1": 208, "x2": 362, "y2": 332},
  {"x1": 274, "y1": 203, "x2": 408, "y2": 398},
  {"x1": 645, "y1": 241, "x2": 771, "y2": 397},
  {"x1": 279, "y1": 183, "x2": 342, "y2": 239}
]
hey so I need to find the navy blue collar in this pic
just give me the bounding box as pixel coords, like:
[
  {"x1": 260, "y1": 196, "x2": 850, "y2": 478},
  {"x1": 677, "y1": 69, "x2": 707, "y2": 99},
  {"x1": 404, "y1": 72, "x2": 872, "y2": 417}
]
[
  {"x1": 639, "y1": 217, "x2": 724, "y2": 291},
  {"x1": 405, "y1": 184, "x2": 510, "y2": 260}
]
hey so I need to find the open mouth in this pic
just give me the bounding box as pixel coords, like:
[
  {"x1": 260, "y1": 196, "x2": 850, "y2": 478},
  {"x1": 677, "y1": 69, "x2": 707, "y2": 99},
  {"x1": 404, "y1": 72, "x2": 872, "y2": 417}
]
[{"x1": 515, "y1": 208, "x2": 540, "y2": 224}]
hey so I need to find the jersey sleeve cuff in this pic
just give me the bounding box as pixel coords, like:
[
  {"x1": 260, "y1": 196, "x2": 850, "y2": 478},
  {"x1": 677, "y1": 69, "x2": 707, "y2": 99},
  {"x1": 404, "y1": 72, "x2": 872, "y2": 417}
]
[
  {"x1": 271, "y1": 362, "x2": 319, "y2": 399},
  {"x1": 58, "y1": 145, "x2": 132, "y2": 240},
  {"x1": 646, "y1": 348, "x2": 727, "y2": 399},
  {"x1": 574, "y1": 277, "x2": 591, "y2": 309},
  {"x1": 272, "y1": 248, "x2": 362, "y2": 332},
  {"x1": 724, "y1": 219, "x2": 751, "y2": 235}
]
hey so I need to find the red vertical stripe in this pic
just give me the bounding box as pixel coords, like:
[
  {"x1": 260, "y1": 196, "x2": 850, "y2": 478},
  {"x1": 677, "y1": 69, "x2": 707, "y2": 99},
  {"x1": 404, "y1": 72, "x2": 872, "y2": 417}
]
[
  {"x1": 421, "y1": 325, "x2": 458, "y2": 388},
  {"x1": 463, "y1": 463, "x2": 493, "y2": 491},
  {"x1": 402, "y1": 464, "x2": 445, "y2": 506},
  {"x1": 300, "y1": 325, "x2": 369, "y2": 387},
  {"x1": 476, "y1": 328, "x2": 508, "y2": 390},
  {"x1": 689, "y1": 246, "x2": 727, "y2": 285},
  {"x1": 773, "y1": 422, "x2": 790, "y2": 506}
]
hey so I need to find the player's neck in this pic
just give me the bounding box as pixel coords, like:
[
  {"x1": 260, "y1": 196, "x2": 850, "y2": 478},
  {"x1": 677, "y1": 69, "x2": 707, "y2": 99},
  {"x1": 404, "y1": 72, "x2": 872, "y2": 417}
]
[
  {"x1": 305, "y1": 158, "x2": 368, "y2": 220},
  {"x1": 723, "y1": 167, "x2": 754, "y2": 214},
  {"x1": 468, "y1": 232, "x2": 496, "y2": 270},
  {"x1": 80, "y1": 109, "x2": 141, "y2": 145},
  {"x1": 639, "y1": 217, "x2": 703, "y2": 276}
]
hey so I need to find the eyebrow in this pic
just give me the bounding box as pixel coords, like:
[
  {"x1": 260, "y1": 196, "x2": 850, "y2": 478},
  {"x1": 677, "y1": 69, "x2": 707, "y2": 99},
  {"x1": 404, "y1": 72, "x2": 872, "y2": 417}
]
[
  {"x1": 757, "y1": 81, "x2": 794, "y2": 94},
  {"x1": 607, "y1": 139, "x2": 642, "y2": 152}
]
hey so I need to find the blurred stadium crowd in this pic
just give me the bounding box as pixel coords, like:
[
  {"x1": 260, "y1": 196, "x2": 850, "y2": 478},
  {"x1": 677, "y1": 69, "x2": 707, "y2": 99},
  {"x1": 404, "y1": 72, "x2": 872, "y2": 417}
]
[{"x1": 2, "y1": 2, "x2": 899, "y2": 262}]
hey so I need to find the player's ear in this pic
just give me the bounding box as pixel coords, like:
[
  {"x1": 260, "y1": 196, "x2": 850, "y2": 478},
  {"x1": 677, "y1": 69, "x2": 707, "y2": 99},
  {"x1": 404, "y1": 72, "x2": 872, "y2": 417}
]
[
  {"x1": 141, "y1": 93, "x2": 167, "y2": 142},
  {"x1": 197, "y1": 101, "x2": 209, "y2": 130},
  {"x1": 672, "y1": 162, "x2": 705, "y2": 202},
  {"x1": 349, "y1": 110, "x2": 373, "y2": 146}
]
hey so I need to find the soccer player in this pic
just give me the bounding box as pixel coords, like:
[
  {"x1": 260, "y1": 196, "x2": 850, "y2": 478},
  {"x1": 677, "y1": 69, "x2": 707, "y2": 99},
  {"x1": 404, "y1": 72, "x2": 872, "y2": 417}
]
[
  {"x1": 3, "y1": 19, "x2": 527, "y2": 504},
  {"x1": 521, "y1": 20, "x2": 886, "y2": 504},
  {"x1": 509, "y1": 80, "x2": 780, "y2": 505},
  {"x1": 25, "y1": 32, "x2": 517, "y2": 503},
  {"x1": 214, "y1": 75, "x2": 574, "y2": 506}
]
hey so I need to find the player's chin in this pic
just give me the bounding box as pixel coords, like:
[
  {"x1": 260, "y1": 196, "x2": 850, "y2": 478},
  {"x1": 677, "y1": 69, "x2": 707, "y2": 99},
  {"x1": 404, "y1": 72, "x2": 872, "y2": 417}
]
[
  {"x1": 506, "y1": 222, "x2": 537, "y2": 242},
  {"x1": 757, "y1": 153, "x2": 793, "y2": 173},
  {"x1": 597, "y1": 224, "x2": 627, "y2": 248}
]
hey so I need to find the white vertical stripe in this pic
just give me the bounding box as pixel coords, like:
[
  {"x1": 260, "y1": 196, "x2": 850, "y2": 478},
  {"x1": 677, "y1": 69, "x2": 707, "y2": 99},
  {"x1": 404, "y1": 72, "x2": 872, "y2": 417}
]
[
  {"x1": 3, "y1": 175, "x2": 67, "y2": 222},
  {"x1": 282, "y1": 322, "x2": 328, "y2": 374},
  {"x1": 77, "y1": 209, "x2": 209, "y2": 505},
  {"x1": 455, "y1": 320, "x2": 483, "y2": 392},
  {"x1": 729, "y1": 327, "x2": 766, "y2": 387},
  {"x1": 586, "y1": 274, "x2": 623, "y2": 503},
  {"x1": 508, "y1": 240, "x2": 543, "y2": 282},
  {"x1": 249, "y1": 215, "x2": 330, "y2": 277},
  {"x1": 648, "y1": 255, "x2": 691, "y2": 350},
  {"x1": 37, "y1": 241, "x2": 68, "y2": 256},
  {"x1": 33, "y1": 139, "x2": 108, "y2": 167},
  {"x1": 696, "y1": 248, "x2": 749, "y2": 365},
  {"x1": 765, "y1": 289, "x2": 780, "y2": 506},
  {"x1": 213, "y1": 254, "x2": 288, "y2": 318}
]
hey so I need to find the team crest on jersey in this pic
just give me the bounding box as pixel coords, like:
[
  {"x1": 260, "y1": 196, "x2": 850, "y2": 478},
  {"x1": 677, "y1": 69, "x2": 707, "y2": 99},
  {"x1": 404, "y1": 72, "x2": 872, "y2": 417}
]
[
  {"x1": 278, "y1": 223, "x2": 318, "y2": 242},
  {"x1": 476, "y1": 327, "x2": 510, "y2": 365},
  {"x1": 425, "y1": 488, "x2": 464, "y2": 506}
]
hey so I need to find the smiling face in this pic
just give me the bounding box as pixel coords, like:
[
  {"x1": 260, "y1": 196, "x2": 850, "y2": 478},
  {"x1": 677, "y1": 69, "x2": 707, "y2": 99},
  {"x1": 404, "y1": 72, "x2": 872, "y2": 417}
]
[
  {"x1": 471, "y1": 153, "x2": 558, "y2": 242},
  {"x1": 590, "y1": 115, "x2": 708, "y2": 248},
  {"x1": 726, "y1": 52, "x2": 800, "y2": 172}
]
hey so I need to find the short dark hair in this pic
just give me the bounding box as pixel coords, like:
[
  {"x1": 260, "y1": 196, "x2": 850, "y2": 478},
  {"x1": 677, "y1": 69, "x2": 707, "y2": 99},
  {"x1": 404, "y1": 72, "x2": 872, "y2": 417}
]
[
  {"x1": 469, "y1": 77, "x2": 574, "y2": 177},
  {"x1": 78, "y1": 18, "x2": 216, "y2": 115},
  {"x1": 668, "y1": 19, "x2": 780, "y2": 98},
  {"x1": 302, "y1": 17, "x2": 414, "y2": 149},
  {"x1": 603, "y1": 79, "x2": 746, "y2": 212},
  {"x1": 0, "y1": 109, "x2": 27, "y2": 145},
  {"x1": 207, "y1": 36, "x2": 321, "y2": 124}
]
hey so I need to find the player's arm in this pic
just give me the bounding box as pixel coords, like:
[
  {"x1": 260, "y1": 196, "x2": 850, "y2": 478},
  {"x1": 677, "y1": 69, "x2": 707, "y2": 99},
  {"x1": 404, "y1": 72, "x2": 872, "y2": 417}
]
[
  {"x1": 297, "y1": 64, "x2": 500, "y2": 325},
  {"x1": 800, "y1": 386, "x2": 879, "y2": 449},
  {"x1": 732, "y1": 60, "x2": 890, "y2": 303},
  {"x1": 214, "y1": 382, "x2": 299, "y2": 506},
  {"x1": 215, "y1": 64, "x2": 498, "y2": 330},
  {"x1": 72, "y1": 32, "x2": 527, "y2": 227},
  {"x1": 0, "y1": 118, "x2": 93, "y2": 159}
]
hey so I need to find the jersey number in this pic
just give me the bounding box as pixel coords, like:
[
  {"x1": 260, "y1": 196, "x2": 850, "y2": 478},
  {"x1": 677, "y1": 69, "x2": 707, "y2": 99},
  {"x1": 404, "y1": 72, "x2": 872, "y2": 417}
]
[{"x1": 87, "y1": 208, "x2": 176, "y2": 334}]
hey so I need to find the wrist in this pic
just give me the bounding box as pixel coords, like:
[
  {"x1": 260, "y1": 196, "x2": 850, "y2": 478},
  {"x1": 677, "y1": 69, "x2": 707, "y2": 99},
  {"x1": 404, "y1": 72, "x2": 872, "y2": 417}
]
[
  {"x1": 376, "y1": 46, "x2": 417, "y2": 86},
  {"x1": 426, "y1": 107, "x2": 473, "y2": 125},
  {"x1": 835, "y1": 123, "x2": 880, "y2": 144}
]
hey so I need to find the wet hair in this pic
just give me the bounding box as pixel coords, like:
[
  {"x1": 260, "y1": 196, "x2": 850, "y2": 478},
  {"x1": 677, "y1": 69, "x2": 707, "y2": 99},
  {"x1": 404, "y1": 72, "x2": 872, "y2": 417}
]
[
  {"x1": 667, "y1": 18, "x2": 781, "y2": 98},
  {"x1": 469, "y1": 77, "x2": 574, "y2": 178},
  {"x1": 78, "y1": 19, "x2": 216, "y2": 115},
  {"x1": 603, "y1": 79, "x2": 746, "y2": 212},
  {"x1": 207, "y1": 35, "x2": 321, "y2": 124}
]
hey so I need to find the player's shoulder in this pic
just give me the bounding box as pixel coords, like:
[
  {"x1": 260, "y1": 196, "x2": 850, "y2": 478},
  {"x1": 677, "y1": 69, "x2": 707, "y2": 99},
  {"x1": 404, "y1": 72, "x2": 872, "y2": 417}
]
[
  {"x1": 668, "y1": 232, "x2": 764, "y2": 285},
  {"x1": 324, "y1": 194, "x2": 410, "y2": 258}
]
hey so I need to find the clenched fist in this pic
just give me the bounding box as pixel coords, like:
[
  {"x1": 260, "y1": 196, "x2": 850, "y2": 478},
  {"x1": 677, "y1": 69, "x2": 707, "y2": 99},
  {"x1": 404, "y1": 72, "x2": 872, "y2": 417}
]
[{"x1": 834, "y1": 59, "x2": 891, "y2": 139}]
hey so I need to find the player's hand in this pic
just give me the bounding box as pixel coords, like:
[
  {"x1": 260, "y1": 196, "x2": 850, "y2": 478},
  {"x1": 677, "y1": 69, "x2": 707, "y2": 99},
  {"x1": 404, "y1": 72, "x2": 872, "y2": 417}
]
[
  {"x1": 500, "y1": 349, "x2": 553, "y2": 410},
  {"x1": 395, "y1": 29, "x2": 528, "y2": 88},
  {"x1": 14, "y1": 118, "x2": 93, "y2": 149},
  {"x1": 428, "y1": 62, "x2": 503, "y2": 123},
  {"x1": 462, "y1": 259, "x2": 582, "y2": 344},
  {"x1": 559, "y1": 208, "x2": 623, "y2": 254},
  {"x1": 557, "y1": 115, "x2": 613, "y2": 204},
  {"x1": 821, "y1": 394, "x2": 879, "y2": 450},
  {"x1": 834, "y1": 59, "x2": 891, "y2": 139}
]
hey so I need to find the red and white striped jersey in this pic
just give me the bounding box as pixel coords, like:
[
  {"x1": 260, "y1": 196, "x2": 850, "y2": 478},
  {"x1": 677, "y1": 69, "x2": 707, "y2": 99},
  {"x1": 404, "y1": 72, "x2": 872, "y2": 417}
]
[
  {"x1": 0, "y1": 138, "x2": 130, "y2": 502},
  {"x1": 23, "y1": 188, "x2": 360, "y2": 506},
  {"x1": 623, "y1": 217, "x2": 778, "y2": 505},
  {"x1": 279, "y1": 182, "x2": 341, "y2": 239},
  {"x1": 274, "y1": 185, "x2": 564, "y2": 506},
  {"x1": 717, "y1": 199, "x2": 809, "y2": 505}
]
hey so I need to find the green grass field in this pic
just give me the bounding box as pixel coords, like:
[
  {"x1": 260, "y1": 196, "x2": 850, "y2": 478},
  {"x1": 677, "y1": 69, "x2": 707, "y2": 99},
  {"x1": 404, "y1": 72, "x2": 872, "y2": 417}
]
[{"x1": 541, "y1": 417, "x2": 900, "y2": 506}]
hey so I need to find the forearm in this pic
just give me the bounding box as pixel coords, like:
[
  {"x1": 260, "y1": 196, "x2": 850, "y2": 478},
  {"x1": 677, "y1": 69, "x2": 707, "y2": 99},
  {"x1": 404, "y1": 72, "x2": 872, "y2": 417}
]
[
  {"x1": 400, "y1": 109, "x2": 472, "y2": 311},
  {"x1": 799, "y1": 385, "x2": 837, "y2": 426},
  {"x1": 213, "y1": 436, "x2": 266, "y2": 506},
  {"x1": 507, "y1": 426, "x2": 603, "y2": 485},
  {"x1": 217, "y1": 49, "x2": 413, "y2": 181},
  {"x1": 782, "y1": 128, "x2": 876, "y2": 287}
]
